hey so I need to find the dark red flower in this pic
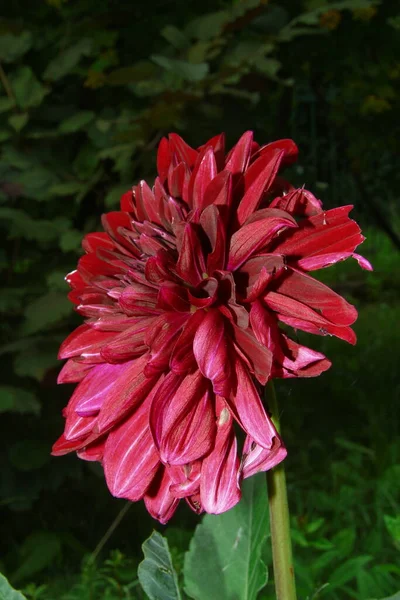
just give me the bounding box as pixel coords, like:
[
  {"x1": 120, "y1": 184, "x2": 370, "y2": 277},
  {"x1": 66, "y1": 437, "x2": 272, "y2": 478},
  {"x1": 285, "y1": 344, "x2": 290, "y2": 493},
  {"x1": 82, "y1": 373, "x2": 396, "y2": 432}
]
[{"x1": 53, "y1": 132, "x2": 371, "y2": 522}]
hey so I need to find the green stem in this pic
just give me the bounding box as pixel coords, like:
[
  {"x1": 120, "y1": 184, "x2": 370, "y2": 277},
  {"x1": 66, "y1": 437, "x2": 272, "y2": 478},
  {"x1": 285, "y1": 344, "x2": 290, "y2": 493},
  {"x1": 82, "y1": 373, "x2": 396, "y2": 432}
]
[{"x1": 266, "y1": 382, "x2": 297, "y2": 600}]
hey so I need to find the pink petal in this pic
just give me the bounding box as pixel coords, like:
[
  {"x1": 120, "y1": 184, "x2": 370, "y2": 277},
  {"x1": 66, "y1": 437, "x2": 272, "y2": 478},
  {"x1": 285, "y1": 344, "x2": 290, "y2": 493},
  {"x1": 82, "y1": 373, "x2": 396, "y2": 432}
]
[
  {"x1": 103, "y1": 397, "x2": 160, "y2": 500},
  {"x1": 169, "y1": 462, "x2": 201, "y2": 498},
  {"x1": 228, "y1": 357, "x2": 277, "y2": 449},
  {"x1": 170, "y1": 310, "x2": 206, "y2": 374},
  {"x1": 57, "y1": 359, "x2": 94, "y2": 384},
  {"x1": 77, "y1": 437, "x2": 106, "y2": 462},
  {"x1": 150, "y1": 370, "x2": 215, "y2": 465},
  {"x1": 144, "y1": 313, "x2": 189, "y2": 376},
  {"x1": 95, "y1": 355, "x2": 159, "y2": 433},
  {"x1": 228, "y1": 209, "x2": 297, "y2": 270},
  {"x1": 232, "y1": 324, "x2": 272, "y2": 385},
  {"x1": 58, "y1": 324, "x2": 116, "y2": 359},
  {"x1": 144, "y1": 467, "x2": 179, "y2": 524},
  {"x1": 100, "y1": 317, "x2": 155, "y2": 362},
  {"x1": 241, "y1": 436, "x2": 287, "y2": 479},
  {"x1": 200, "y1": 399, "x2": 241, "y2": 514},
  {"x1": 193, "y1": 309, "x2": 232, "y2": 397},
  {"x1": 176, "y1": 223, "x2": 207, "y2": 286}
]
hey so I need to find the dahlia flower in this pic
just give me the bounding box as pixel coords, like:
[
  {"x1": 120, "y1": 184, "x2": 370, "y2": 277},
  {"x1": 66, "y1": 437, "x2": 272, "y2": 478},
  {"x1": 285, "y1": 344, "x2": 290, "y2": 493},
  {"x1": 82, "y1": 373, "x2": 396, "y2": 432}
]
[{"x1": 53, "y1": 131, "x2": 371, "y2": 523}]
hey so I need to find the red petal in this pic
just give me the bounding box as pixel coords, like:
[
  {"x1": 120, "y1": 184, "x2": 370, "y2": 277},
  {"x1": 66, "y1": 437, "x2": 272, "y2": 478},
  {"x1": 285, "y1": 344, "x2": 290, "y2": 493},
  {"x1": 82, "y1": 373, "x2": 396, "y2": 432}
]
[
  {"x1": 225, "y1": 131, "x2": 253, "y2": 175},
  {"x1": 157, "y1": 137, "x2": 171, "y2": 182},
  {"x1": 103, "y1": 398, "x2": 160, "y2": 500},
  {"x1": 271, "y1": 269, "x2": 357, "y2": 326},
  {"x1": 95, "y1": 355, "x2": 159, "y2": 433},
  {"x1": 57, "y1": 359, "x2": 94, "y2": 384},
  {"x1": 236, "y1": 150, "x2": 286, "y2": 225},
  {"x1": 176, "y1": 223, "x2": 207, "y2": 286},
  {"x1": 100, "y1": 317, "x2": 155, "y2": 362},
  {"x1": 241, "y1": 435, "x2": 287, "y2": 479},
  {"x1": 228, "y1": 209, "x2": 297, "y2": 270},
  {"x1": 233, "y1": 324, "x2": 272, "y2": 385},
  {"x1": 257, "y1": 138, "x2": 298, "y2": 166},
  {"x1": 169, "y1": 133, "x2": 198, "y2": 167},
  {"x1": 270, "y1": 187, "x2": 322, "y2": 217},
  {"x1": 144, "y1": 313, "x2": 189, "y2": 376},
  {"x1": 170, "y1": 310, "x2": 205, "y2": 374},
  {"x1": 59, "y1": 325, "x2": 116, "y2": 359},
  {"x1": 82, "y1": 232, "x2": 114, "y2": 253},
  {"x1": 200, "y1": 205, "x2": 226, "y2": 273},
  {"x1": 151, "y1": 370, "x2": 215, "y2": 465},
  {"x1": 144, "y1": 467, "x2": 179, "y2": 524},
  {"x1": 200, "y1": 399, "x2": 241, "y2": 514},
  {"x1": 193, "y1": 309, "x2": 232, "y2": 397},
  {"x1": 77, "y1": 437, "x2": 106, "y2": 462},
  {"x1": 228, "y1": 357, "x2": 277, "y2": 449},
  {"x1": 203, "y1": 170, "x2": 232, "y2": 209},
  {"x1": 190, "y1": 147, "x2": 217, "y2": 210}
]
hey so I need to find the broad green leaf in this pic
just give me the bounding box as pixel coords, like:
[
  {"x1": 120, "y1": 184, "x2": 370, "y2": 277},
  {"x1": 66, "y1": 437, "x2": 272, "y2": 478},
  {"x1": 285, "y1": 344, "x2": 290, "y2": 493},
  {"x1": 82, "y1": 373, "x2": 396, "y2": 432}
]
[
  {"x1": 0, "y1": 31, "x2": 32, "y2": 63},
  {"x1": 0, "y1": 573, "x2": 27, "y2": 600},
  {"x1": 384, "y1": 514, "x2": 400, "y2": 544},
  {"x1": 43, "y1": 38, "x2": 93, "y2": 81},
  {"x1": 11, "y1": 67, "x2": 48, "y2": 109},
  {"x1": 0, "y1": 386, "x2": 40, "y2": 416},
  {"x1": 12, "y1": 166, "x2": 58, "y2": 200},
  {"x1": 369, "y1": 594, "x2": 400, "y2": 600},
  {"x1": 104, "y1": 184, "x2": 129, "y2": 208},
  {"x1": 22, "y1": 292, "x2": 71, "y2": 334},
  {"x1": 12, "y1": 531, "x2": 61, "y2": 583},
  {"x1": 0, "y1": 208, "x2": 71, "y2": 242},
  {"x1": 138, "y1": 531, "x2": 182, "y2": 600},
  {"x1": 9, "y1": 440, "x2": 50, "y2": 471},
  {"x1": 8, "y1": 114, "x2": 29, "y2": 132},
  {"x1": 185, "y1": 11, "x2": 229, "y2": 41},
  {"x1": 184, "y1": 474, "x2": 269, "y2": 600},
  {"x1": 58, "y1": 111, "x2": 95, "y2": 133},
  {"x1": 151, "y1": 55, "x2": 209, "y2": 82}
]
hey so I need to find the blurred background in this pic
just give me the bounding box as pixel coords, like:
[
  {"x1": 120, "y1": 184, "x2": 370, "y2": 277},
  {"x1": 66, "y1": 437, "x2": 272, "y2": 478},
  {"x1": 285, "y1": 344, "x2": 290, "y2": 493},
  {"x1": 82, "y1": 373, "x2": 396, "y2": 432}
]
[{"x1": 0, "y1": 0, "x2": 399, "y2": 598}]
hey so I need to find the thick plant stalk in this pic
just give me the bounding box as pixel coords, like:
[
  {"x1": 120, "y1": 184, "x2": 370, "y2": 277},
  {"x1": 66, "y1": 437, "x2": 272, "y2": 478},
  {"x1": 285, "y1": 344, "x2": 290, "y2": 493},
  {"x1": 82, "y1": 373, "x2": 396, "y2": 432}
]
[{"x1": 266, "y1": 382, "x2": 297, "y2": 600}]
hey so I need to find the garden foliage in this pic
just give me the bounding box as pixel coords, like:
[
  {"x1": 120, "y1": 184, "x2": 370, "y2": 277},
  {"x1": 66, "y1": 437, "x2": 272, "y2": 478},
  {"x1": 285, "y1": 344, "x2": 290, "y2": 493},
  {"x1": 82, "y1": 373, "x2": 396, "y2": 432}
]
[{"x1": 0, "y1": 0, "x2": 399, "y2": 598}]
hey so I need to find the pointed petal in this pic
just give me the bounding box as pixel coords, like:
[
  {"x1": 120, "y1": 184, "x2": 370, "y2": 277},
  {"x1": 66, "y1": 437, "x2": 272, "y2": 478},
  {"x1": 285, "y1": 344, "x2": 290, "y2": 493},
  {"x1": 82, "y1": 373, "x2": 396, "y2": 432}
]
[
  {"x1": 77, "y1": 437, "x2": 106, "y2": 462},
  {"x1": 190, "y1": 147, "x2": 218, "y2": 210},
  {"x1": 103, "y1": 397, "x2": 160, "y2": 499},
  {"x1": 95, "y1": 355, "x2": 159, "y2": 433},
  {"x1": 200, "y1": 399, "x2": 241, "y2": 514},
  {"x1": 100, "y1": 318, "x2": 155, "y2": 362},
  {"x1": 203, "y1": 170, "x2": 232, "y2": 209},
  {"x1": 225, "y1": 131, "x2": 253, "y2": 175},
  {"x1": 236, "y1": 150, "x2": 286, "y2": 225},
  {"x1": 270, "y1": 187, "x2": 322, "y2": 217},
  {"x1": 157, "y1": 137, "x2": 171, "y2": 182},
  {"x1": 169, "y1": 133, "x2": 198, "y2": 167},
  {"x1": 229, "y1": 357, "x2": 277, "y2": 449},
  {"x1": 176, "y1": 223, "x2": 207, "y2": 286},
  {"x1": 170, "y1": 310, "x2": 206, "y2": 374},
  {"x1": 57, "y1": 359, "x2": 94, "y2": 384},
  {"x1": 233, "y1": 324, "x2": 272, "y2": 385},
  {"x1": 200, "y1": 205, "x2": 226, "y2": 273},
  {"x1": 58, "y1": 324, "x2": 116, "y2": 359},
  {"x1": 271, "y1": 269, "x2": 358, "y2": 326}
]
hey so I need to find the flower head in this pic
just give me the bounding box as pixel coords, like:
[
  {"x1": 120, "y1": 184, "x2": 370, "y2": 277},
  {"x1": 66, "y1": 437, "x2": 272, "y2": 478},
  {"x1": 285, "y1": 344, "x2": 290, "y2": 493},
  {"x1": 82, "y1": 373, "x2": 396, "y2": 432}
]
[{"x1": 53, "y1": 131, "x2": 371, "y2": 522}]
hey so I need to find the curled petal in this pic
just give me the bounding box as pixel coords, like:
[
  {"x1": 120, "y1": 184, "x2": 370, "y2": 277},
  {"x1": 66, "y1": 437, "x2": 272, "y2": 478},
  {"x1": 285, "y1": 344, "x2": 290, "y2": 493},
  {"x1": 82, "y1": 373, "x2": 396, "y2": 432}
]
[
  {"x1": 144, "y1": 467, "x2": 179, "y2": 524},
  {"x1": 193, "y1": 309, "x2": 232, "y2": 397},
  {"x1": 241, "y1": 436, "x2": 287, "y2": 479}
]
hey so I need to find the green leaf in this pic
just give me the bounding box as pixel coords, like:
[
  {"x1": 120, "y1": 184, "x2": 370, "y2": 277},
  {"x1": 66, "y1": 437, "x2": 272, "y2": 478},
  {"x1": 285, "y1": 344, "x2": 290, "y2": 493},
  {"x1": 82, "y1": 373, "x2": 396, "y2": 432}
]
[
  {"x1": 12, "y1": 531, "x2": 61, "y2": 583},
  {"x1": 58, "y1": 110, "x2": 95, "y2": 133},
  {"x1": 43, "y1": 38, "x2": 93, "y2": 81},
  {"x1": 328, "y1": 555, "x2": 373, "y2": 590},
  {"x1": 0, "y1": 573, "x2": 27, "y2": 600},
  {"x1": 0, "y1": 97, "x2": 15, "y2": 113},
  {"x1": 138, "y1": 531, "x2": 182, "y2": 600},
  {"x1": 369, "y1": 594, "x2": 400, "y2": 600},
  {"x1": 185, "y1": 11, "x2": 229, "y2": 41},
  {"x1": 22, "y1": 292, "x2": 71, "y2": 334},
  {"x1": 13, "y1": 347, "x2": 59, "y2": 381},
  {"x1": 151, "y1": 55, "x2": 209, "y2": 82},
  {"x1": 0, "y1": 31, "x2": 33, "y2": 63},
  {"x1": 184, "y1": 474, "x2": 269, "y2": 600},
  {"x1": 0, "y1": 386, "x2": 40, "y2": 416},
  {"x1": 161, "y1": 25, "x2": 190, "y2": 49},
  {"x1": 8, "y1": 113, "x2": 29, "y2": 132},
  {"x1": 384, "y1": 514, "x2": 400, "y2": 544},
  {"x1": 11, "y1": 67, "x2": 48, "y2": 109},
  {"x1": 104, "y1": 184, "x2": 129, "y2": 208},
  {"x1": 9, "y1": 440, "x2": 50, "y2": 471}
]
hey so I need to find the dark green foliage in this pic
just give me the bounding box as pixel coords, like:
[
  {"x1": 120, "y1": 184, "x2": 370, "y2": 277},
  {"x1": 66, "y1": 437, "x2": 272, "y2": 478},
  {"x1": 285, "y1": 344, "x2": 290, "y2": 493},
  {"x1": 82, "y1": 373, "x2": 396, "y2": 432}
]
[{"x1": 0, "y1": 0, "x2": 399, "y2": 598}]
